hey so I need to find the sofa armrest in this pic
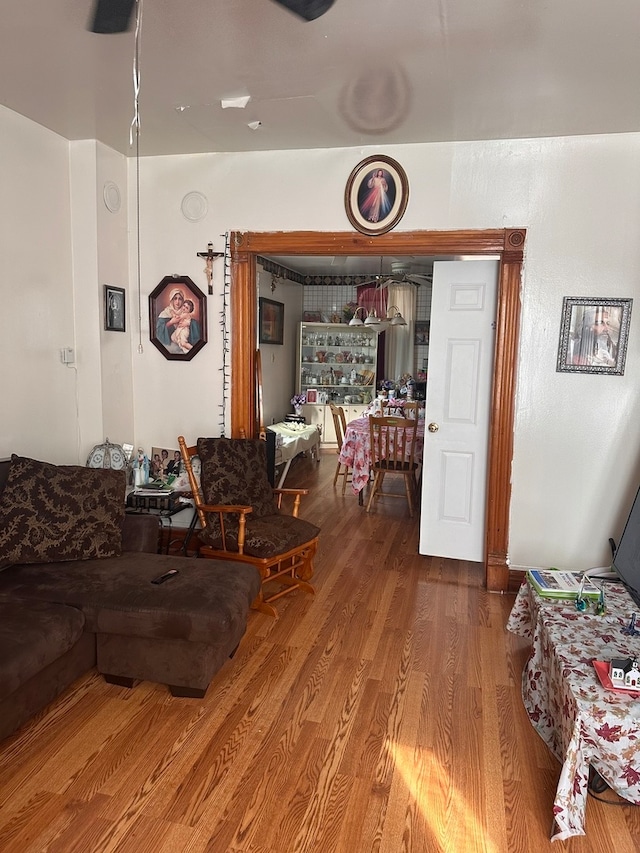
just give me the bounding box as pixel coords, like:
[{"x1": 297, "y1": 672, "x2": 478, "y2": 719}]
[{"x1": 121, "y1": 514, "x2": 160, "y2": 554}]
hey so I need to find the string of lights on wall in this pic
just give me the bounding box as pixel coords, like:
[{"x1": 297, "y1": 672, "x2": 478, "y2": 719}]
[{"x1": 219, "y1": 232, "x2": 232, "y2": 436}]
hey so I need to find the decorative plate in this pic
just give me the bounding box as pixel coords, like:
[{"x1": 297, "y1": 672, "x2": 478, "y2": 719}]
[
  {"x1": 181, "y1": 191, "x2": 208, "y2": 222},
  {"x1": 103, "y1": 182, "x2": 121, "y2": 213}
]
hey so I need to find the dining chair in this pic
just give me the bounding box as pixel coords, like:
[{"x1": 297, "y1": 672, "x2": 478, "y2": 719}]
[
  {"x1": 366, "y1": 415, "x2": 420, "y2": 517},
  {"x1": 329, "y1": 402, "x2": 351, "y2": 494},
  {"x1": 381, "y1": 399, "x2": 419, "y2": 418}
]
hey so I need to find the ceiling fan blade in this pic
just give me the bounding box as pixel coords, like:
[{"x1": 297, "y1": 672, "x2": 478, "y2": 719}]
[
  {"x1": 269, "y1": 0, "x2": 335, "y2": 21},
  {"x1": 406, "y1": 273, "x2": 432, "y2": 285},
  {"x1": 90, "y1": 0, "x2": 135, "y2": 33}
]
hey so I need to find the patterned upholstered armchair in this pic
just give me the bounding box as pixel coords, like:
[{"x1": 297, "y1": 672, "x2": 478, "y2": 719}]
[{"x1": 178, "y1": 436, "x2": 319, "y2": 618}]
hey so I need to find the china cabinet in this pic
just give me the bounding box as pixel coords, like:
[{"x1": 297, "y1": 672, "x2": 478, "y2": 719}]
[{"x1": 297, "y1": 322, "x2": 378, "y2": 446}]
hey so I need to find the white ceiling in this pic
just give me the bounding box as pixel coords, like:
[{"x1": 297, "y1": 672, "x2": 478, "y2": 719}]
[{"x1": 3, "y1": 0, "x2": 640, "y2": 159}]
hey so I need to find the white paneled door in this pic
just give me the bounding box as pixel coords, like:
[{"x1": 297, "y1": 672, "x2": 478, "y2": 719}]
[{"x1": 419, "y1": 260, "x2": 499, "y2": 561}]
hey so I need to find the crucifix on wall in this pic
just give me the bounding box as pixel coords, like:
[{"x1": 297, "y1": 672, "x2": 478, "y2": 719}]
[{"x1": 196, "y1": 242, "x2": 224, "y2": 294}]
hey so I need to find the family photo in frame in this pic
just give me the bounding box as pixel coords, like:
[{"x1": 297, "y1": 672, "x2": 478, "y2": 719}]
[
  {"x1": 104, "y1": 285, "x2": 125, "y2": 332},
  {"x1": 556, "y1": 296, "x2": 632, "y2": 375}
]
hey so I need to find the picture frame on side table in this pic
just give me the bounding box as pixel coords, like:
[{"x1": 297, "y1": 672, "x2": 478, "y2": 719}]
[
  {"x1": 556, "y1": 296, "x2": 632, "y2": 375},
  {"x1": 259, "y1": 297, "x2": 284, "y2": 345},
  {"x1": 149, "y1": 275, "x2": 207, "y2": 361},
  {"x1": 104, "y1": 285, "x2": 126, "y2": 332},
  {"x1": 344, "y1": 155, "x2": 409, "y2": 236}
]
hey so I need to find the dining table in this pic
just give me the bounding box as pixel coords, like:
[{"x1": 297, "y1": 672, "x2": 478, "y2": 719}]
[{"x1": 338, "y1": 413, "x2": 425, "y2": 502}]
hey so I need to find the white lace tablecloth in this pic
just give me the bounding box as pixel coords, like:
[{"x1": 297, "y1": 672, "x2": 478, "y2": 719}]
[{"x1": 507, "y1": 580, "x2": 640, "y2": 840}]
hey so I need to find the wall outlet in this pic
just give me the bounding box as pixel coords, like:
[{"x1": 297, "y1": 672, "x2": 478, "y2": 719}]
[{"x1": 60, "y1": 347, "x2": 75, "y2": 364}]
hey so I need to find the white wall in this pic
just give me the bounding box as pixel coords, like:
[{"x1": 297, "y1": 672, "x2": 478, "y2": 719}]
[
  {"x1": 258, "y1": 266, "x2": 304, "y2": 426},
  {"x1": 0, "y1": 106, "x2": 76, "y2": 463},
  {"x1": 2, "y1": 103, "x2": 640, "y2": 574}
]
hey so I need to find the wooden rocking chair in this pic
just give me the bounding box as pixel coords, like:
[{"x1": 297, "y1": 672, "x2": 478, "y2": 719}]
[{"x1": 178, "y1": 435, "x2": 319, "y2": 618}]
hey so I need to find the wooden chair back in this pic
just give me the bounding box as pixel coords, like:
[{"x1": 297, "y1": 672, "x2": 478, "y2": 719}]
[
  {"x1": 381, "y1": 400, "x2": 419, "y2": 418},
  {"x1": 329, "y1": 403, "x2": 345, "y2": 451},
  {"x1": 366, "y1": 415, "x2": 420, "y2": 516}
]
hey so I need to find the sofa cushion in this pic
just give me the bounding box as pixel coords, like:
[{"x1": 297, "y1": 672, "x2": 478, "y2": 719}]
[
  {"x1": 0, "y1": 455, "x2": 126, "y2": 567},
  {"x1": 0, "y1": 553, "x2": 261, "y2": 647},
  {"x1": 0, "y1": 595, "x2": 86, "y2": 698}
]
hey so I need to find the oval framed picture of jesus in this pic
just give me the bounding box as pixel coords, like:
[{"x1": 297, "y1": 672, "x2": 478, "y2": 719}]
[{"x1": 344, "y1": 155, "x2": 409, "y2": 236}]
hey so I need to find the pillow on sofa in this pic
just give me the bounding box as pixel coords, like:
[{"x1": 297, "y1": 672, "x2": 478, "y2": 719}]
[{"x1": 0, "y1": 455, "x2": 126, "y2": 566}]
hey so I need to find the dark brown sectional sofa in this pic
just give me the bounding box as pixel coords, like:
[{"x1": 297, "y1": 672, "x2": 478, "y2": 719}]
[{"x1": 0, "y1": 455, "x2": 261, "y2": 741}]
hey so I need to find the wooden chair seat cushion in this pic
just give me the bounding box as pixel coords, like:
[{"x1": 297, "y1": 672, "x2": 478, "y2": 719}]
[{"x1": 198, "y1": 514, "x2": 320, "y2": 558}]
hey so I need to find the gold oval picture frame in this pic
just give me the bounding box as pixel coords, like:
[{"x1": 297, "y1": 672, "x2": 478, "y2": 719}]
[{"x1": 344, "y1": 155, "x2": 409, "y2": 236}]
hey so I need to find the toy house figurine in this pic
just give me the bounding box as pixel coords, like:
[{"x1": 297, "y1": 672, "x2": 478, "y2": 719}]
[{"x1": 610, "y1": 657, "x2": 640, "y2": 688}]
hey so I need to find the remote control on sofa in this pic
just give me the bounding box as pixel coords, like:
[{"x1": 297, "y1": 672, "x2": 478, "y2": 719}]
[{"x1": 151, "y1": 569, "x2": 179, "y2": 584}]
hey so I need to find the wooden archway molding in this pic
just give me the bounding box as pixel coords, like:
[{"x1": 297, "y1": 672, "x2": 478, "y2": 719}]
[{"x1": 229, "y1": 228, "x2": 525, "y2": 592}]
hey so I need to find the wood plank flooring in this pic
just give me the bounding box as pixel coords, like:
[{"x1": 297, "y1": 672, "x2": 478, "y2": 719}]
[{"x1": 1, "y1": 450, "x2": 639, "y2": 852}]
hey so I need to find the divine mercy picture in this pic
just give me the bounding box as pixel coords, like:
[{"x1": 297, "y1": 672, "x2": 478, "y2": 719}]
[{"x1": 344, "y1": 155, "x2": 409, "y2": 236}]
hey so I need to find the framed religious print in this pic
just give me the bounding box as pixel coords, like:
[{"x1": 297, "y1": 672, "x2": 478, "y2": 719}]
[
  {"x1": 556, "y1": 296, "x2": 632, "y2": 375},
  {"x1": 259, "y1": 297, "x2": 284, "y2": 345},
  {"x1": 104, "y1": 285, "x2": 125, "y2": 332},
  {"x1": 344, "y1": 155, "x2": 409, "y2": 236},
  {"x1": 149, "y1": 275, "x2": 208, "y2": 361}
]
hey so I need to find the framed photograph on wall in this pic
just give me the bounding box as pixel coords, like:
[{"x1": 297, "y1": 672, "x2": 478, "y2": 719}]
[
  {"x1": 259, "y1": 297, "x2": 284, "y2": 345},
  {"x1": 149, "y1": 275, "x2": 207, "y2": 361},
  {"x1": 414, "y1": 321, "x2": 430, "y2": 346},
  {"x1": 556, "y1": 296, "x2": 632, "y2": 375},
  {"x1": 104, "y1": 285, "x2": 125, "y2": 332},
  {"x1": 344, "y1": 155, "x2": 409, "y2": 236}
]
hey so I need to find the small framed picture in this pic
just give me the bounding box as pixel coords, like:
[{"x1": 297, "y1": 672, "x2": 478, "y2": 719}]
[
  {"x1": 556, "y1": 297, "x2": 632, "y2": 375},
  {"x1": 414, "y1": 321, "x2": 430, "y2": 346},
  {"x1": 104, "y1": 285, "x2": 125, "y2": 332},
  {"x1": 344, "y1": 155, "x2": 409, "y2": 236},
  {"x1": 259, "y1": 297, "x2": 284, "y2": 345},
  {"x1": 149, "y1": 275, "x2": 207, "y2": 361}
]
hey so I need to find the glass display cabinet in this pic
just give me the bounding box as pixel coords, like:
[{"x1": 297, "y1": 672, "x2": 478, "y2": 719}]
[{"x1": 297, "y1": 322, "x2": 378, "y2": 445}]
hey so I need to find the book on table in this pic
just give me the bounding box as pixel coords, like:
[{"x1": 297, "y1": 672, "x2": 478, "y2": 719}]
[{"x1": 526, "y1": 569, "x2": 601, "y2": 599}]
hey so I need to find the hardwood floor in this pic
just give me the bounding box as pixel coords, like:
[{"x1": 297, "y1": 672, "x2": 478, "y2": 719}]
[{"x1": 1, "y1": 451, "x2": 639, "y2": 852}]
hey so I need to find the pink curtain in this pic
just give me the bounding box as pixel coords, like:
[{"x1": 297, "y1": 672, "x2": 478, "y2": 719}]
[{"x1": 356, "y1": 283, "x2": 387, "y2": 319}]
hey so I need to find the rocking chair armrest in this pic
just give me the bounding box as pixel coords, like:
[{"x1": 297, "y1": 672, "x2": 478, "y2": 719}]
[
  {"x1": 273, "y1": 488, "x2": 309, "y2": 518},
  {"x1": 198, "y1": 503, "x2": 253, "y2": 515}
]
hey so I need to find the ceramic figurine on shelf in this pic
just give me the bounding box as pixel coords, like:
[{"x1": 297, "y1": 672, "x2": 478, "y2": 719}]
[{"x1": 133, "y1": 447, "x2": 150, "y2": 487}]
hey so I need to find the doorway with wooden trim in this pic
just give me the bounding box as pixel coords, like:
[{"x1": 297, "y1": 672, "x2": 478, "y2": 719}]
[{"x1": 228, "y1": 229, "x2": 526, "y2": 593}]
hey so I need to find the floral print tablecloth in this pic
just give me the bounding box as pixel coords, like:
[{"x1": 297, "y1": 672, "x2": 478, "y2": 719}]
[
  {"x1": 338, "y1": 416, "x2": 425, "y2": 495},
  {"x1": 507, "y1": 580, "x2": 640, "y2": 840}
]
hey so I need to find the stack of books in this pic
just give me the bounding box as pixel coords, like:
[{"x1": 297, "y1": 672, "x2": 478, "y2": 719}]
[
  {"x1": 126, "y1": 485, "x2": 178, "y2": 512},
  {"x1": 526, "y1": 569, "x2": 601, "y2": 600}
]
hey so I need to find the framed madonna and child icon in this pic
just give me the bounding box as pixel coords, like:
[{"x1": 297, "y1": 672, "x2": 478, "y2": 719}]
[
  {"x1": 149, "y1": 275, "x2": 208, "y2": 361},
  {"x1": 344, "y1": 155, "x2": 409, "y2": 236}
]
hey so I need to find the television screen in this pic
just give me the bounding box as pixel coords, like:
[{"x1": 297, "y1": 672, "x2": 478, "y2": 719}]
[{"x1": 613, "y1": 484, "x2": 640, "y2": 607}]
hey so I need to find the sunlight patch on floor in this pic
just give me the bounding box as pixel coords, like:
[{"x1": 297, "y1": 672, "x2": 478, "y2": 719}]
[{"x1": 389, "y1": 742, "x2": 499, "y2": 853}]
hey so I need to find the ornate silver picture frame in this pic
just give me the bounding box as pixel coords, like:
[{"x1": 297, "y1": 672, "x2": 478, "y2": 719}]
[{"x1": 556, "y1": 296, "x2": 632, "y2": 375}]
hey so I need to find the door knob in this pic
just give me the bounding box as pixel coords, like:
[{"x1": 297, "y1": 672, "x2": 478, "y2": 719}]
[{"x1": 428, "y1": 422, "x2": 439, "y2": 433}]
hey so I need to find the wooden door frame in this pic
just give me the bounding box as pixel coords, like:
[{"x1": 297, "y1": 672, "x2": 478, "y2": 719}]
[{"x1": 229, "y1": 228, "x2": 525, "y2": 592}]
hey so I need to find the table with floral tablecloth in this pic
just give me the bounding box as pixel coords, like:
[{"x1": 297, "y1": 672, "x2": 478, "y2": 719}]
[
  {"x1": 507, "y1": 579, "x2": 640, "y2": 840},
  {"x1": 337, "y1": 415, "x2": 425, "y2": 497}
]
